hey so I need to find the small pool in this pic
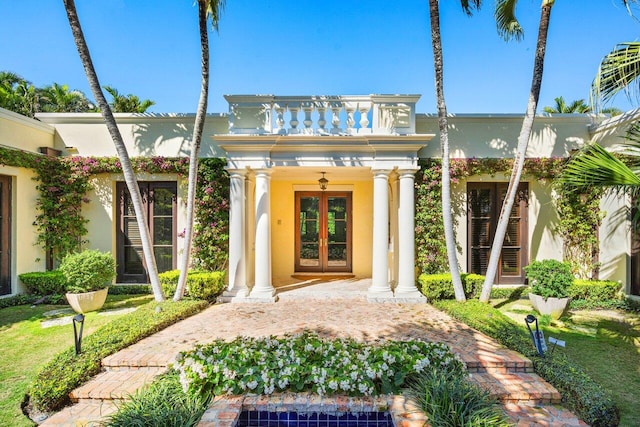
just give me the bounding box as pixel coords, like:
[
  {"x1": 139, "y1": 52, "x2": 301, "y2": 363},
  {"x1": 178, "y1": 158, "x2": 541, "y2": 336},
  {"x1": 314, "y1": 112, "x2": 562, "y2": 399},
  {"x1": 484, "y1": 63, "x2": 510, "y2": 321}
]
[{"x1": 236, "y1": 410, "x2": 394, "y2": 427}]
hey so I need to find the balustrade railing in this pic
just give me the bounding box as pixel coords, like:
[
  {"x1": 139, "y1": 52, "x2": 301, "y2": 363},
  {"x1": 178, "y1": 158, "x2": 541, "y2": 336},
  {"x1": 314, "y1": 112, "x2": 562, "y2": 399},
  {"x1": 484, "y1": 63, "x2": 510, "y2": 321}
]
[{"x1": 224, "y1": 95, "x2": 419, "y2": 136}]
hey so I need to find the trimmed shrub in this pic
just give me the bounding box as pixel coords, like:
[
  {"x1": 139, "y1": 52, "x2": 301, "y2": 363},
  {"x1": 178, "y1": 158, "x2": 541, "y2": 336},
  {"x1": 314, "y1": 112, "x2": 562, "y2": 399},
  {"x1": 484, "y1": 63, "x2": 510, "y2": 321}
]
[
  {"x1": 525, "y1": 259, "x2": 573, "y2": 299},
  {"x1": 28, "y1": 299, "x2": 208, "y2": 413},
  {"x1": 18, "y1": 271, "x2": 67, "y2": 296},
  {"x1": 433, "y1": 300, "x2": 619, "y2": 427},
  {"x1": 417, "y1": 273, "x2": 484, "y2": 301},
  {"x1": 59, "y1": 250, "x2": 116, "y2": 293},
  {"x1": 106, "y1": 370, "x2": 209, "y2": 427},
  {"x1": 159, "y1": 270, "x2": 226, "y2": 301}
]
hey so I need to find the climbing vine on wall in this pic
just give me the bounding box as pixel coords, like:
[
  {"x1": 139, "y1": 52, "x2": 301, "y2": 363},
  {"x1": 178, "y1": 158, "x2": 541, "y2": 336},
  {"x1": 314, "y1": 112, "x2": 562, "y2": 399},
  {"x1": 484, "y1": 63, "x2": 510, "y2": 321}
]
[
  {"x1": 1, "y1": 147, "x2": 229, "y2": 271},
  {"x1": 190, "y1": 158, "x2": 229, "y2": 271},
  {"x1": 415, "y1": 157, "x2": 603, "y2": 277}
]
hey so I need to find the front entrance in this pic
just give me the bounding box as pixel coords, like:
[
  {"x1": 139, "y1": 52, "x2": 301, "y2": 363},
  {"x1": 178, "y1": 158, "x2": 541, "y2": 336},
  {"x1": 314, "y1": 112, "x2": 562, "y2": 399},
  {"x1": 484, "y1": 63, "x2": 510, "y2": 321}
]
[
  {"x1": 0, "y1": 175, "x2": 11, "y2": 295},
  {"x1": 295, "y1": 191, "x2": 352, "y2": 273},
  {"x1": 116, "y1": 182, "x2": 177, "y2": 283},
  {"x1": 467, "y1": 182, "x2": 529, "y2": 284}
]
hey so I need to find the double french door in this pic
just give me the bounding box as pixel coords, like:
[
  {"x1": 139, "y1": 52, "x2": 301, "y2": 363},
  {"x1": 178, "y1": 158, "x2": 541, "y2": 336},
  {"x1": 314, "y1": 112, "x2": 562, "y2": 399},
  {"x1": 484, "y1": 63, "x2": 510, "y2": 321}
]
[
  {"x1": 116, "y1": 182, "x2": 177, "y2": 283},
  {"x1": 467, "y1": 182, "x2": 528, "y2": 284},
  {"x1": 295, "y1": 192, "x2": 352, "y2": 272},
  {"x1": 0, "y1": 175, "x2": 11, "y2": 296}
]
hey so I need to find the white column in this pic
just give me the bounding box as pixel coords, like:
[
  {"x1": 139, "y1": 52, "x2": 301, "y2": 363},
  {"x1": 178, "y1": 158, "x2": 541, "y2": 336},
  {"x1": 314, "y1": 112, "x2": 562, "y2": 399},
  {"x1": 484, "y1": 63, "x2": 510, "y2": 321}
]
[
  {"x1": 223, "y1": 170, "x2": 249, "y2": 301},
  {"x1": 395, "y1": 170, "x2": 425, "y2": 301},
  {"x1": 368, "y1": 170, "x2": 394, "y2": 300},
  {"x1": 248, "y1": 170, "x2": 277, "y2": 301}
]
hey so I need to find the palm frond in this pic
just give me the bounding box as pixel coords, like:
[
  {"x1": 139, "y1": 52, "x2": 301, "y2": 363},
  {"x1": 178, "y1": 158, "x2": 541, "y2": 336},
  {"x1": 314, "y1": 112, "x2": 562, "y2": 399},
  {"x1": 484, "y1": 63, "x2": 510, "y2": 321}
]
[
  {"x1": 495, "y1": 0, "x2": 524, "y2": 41},
  {"x1": 592, "y1": 42, "x2": 640, "y2": 110},
  {"x1": 201, "y1": 0, "x2": 226, "y2": 31},
  {"x1": 559, "y1": 142, "x2": 640, "y2": 192},
  {"x1": 460, "y1": 0, "x2": 482, "y2": 16}
]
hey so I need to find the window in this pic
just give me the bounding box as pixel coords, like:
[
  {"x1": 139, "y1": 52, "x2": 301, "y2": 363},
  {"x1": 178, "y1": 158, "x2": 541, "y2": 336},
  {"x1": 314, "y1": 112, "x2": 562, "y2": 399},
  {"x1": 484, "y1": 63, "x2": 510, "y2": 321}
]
[{"x1": 116, "y1": 182, "x2": 176, "y2": 283}]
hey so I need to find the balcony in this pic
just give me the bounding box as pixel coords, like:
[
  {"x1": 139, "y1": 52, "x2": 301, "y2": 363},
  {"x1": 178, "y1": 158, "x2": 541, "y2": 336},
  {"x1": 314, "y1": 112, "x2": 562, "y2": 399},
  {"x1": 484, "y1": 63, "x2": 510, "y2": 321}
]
[{"x1": 224, "y1": 95, "x2": 420, "y2": 136}]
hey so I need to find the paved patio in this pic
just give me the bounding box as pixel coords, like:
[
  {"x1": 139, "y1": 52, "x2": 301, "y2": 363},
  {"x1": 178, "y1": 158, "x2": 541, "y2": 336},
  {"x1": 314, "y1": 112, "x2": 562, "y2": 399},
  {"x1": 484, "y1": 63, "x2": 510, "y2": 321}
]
[{"x1": 41, "y1": 278, "x2": 587, "y2": 426}]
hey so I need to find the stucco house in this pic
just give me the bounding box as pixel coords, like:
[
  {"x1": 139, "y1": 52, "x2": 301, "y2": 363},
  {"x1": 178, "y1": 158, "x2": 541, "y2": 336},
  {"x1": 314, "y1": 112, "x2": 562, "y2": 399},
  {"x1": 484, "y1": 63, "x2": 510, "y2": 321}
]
[{"x1": 0, "y1": 94, "x2": 638, "y2": 301}]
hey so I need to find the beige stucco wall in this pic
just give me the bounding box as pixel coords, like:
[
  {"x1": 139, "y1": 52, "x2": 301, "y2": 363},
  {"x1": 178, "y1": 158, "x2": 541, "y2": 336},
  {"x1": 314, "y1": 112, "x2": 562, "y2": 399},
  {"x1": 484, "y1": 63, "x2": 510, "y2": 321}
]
[
  {"x1": 453, "y1": 174, "x2": 561, "y2": 274},
  {"x1": 416, "y1": 114, "x2": 592, "y2": 159},
  {"x1": 83, "y1": 173, "x2": 186, "y2": 276},
  {"x1": 270, "y1": 175, "x2": 373, "y2": 285},
  {"x1": 0, "y1": 109, "x2": 55, "y2": 295},
  {"x1": 598, "y1": 192, "x2": 629, "y2": 287},
  {"x1": 37, "y1": 113, "x2": 228, "y2": 158}
]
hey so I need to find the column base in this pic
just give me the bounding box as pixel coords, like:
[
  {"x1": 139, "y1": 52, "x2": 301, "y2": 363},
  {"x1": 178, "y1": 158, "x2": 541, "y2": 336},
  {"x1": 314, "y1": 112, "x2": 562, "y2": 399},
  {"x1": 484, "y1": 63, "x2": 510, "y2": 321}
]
[
  {"x1": 217, "y1": 287, "x2": 250, "y2": 303},
  {"x1": 367, "y1": 285, "x2": 395, "y2": 303},
  {"x1": 393, "y1": 289, "x2": 427, "y2": 303},
  {"x1": 245, "y1": 287, "x2": 278, "y2": 303}
]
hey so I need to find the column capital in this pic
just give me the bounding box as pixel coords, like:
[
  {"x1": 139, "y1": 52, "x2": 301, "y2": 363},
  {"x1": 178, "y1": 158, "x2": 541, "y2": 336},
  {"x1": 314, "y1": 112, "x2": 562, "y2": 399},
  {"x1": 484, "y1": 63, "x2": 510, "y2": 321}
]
[
  {"x1": 396, "y1": 168, "x2": 419, "y2": 178},
  {"x1": 226, "y1": 168, "x2": 248, "y2": 178},
  {"x1": 371, "y1": 169, "x2": 392, "y2": 178}
]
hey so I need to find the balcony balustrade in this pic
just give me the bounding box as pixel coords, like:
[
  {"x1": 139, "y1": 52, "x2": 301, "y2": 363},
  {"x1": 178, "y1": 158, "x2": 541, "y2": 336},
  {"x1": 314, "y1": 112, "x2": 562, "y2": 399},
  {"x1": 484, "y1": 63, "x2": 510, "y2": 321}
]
[{"x1": 224, "y1": 95, "x2": 420, "y2": 136}]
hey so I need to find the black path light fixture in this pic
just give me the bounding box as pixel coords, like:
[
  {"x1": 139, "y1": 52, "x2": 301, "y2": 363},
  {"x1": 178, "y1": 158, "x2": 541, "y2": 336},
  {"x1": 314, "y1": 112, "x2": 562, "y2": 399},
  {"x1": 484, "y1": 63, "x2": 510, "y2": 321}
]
[{"x1": 319, "y1": 171, "x2": 328, "y2": 191}]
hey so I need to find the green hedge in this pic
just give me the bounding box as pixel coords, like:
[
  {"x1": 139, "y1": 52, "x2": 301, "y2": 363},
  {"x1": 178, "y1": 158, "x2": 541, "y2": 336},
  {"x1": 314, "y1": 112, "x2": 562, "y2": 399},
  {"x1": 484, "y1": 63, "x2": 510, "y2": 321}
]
[
  {"x1": 108, "y1": 284, "x2": 152, "y2": 295},
  {"x1": 159, "y1": 270, "x2": 226, "y2": 301},
  {"x1": 433, "y1": 300, "x2": 619, "y2": 427},
  {"x1": 18, "y1": 271, "x2": 67, "y2": 295},
  {"x1": 568, "y1": 279, "x2": 621, "y2": 302},
  {"x1": 417, "y1": 273, "x2": 485, "y2": 301},
  {"x1": 489, "y1": 286, "x2": 529, "y2": 300},
  {"x1": 28, "y1": 299, "x2": 208, "y2": 413}
]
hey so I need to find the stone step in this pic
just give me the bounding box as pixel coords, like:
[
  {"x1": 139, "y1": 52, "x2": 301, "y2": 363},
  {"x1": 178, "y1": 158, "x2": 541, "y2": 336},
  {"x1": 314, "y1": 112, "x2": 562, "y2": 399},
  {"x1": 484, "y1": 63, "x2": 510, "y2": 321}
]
[
  {"x1": 39, "y1": 401, "x2": 117, "y2": 427},
  {"x1": 460, "y1": 347, "x2": 534, "y2": 374},
  {"x1": 469, "y1": 371, "x2": 561, "y2": 404},
  {"x1": 70, "y1": 367, "x2": 165, "y2": 402},
  {"x1": 102, "y1": 349, "x2": 175, "y2": 368}
]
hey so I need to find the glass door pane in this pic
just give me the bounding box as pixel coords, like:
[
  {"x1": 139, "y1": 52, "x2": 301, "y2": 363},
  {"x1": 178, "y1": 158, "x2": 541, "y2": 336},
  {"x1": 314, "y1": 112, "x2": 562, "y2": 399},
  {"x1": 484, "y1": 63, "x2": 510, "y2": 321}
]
[
  {"x1": 327, "y1": 196, "x2": 348, "y2": 268},
  {"x1": 299, "y1": 196, "x2": 321, "y2": 268}
]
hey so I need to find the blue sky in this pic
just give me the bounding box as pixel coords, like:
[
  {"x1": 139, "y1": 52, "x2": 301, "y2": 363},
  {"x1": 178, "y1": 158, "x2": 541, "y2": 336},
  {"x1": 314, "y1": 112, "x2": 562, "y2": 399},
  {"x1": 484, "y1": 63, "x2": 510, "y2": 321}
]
[{"x1": 2, "y1": 0, "x2": 640, "y2": 114}]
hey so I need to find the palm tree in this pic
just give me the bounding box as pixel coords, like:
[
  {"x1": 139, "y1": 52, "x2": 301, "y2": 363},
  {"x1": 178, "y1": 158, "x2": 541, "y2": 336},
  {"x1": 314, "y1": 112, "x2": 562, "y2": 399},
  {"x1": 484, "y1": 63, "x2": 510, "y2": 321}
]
[
  {"x1": 0, "y1": 71, "x2": 39, "y2": 117},
  {"x1": 104, "y1": 85, "x2": 155, "y2": 113},
  {"x1": 174, "y1": 0, "x2": 225, "y2": 301},
  {"x1": 39, "y1": 83, "x2": 92, "y2": 113},
  {"x1": 429, "y1": 0, "x2": 483, "y2": 302},
  {"x1": 543, "y1": 96, "x2": 590, "y2": 114},
  {"x1": 479, "y1": 0, "x2": 554, "y2": 303},
  {"x1": 62, "y1": 0, "x2": 164, "y2": 302}
]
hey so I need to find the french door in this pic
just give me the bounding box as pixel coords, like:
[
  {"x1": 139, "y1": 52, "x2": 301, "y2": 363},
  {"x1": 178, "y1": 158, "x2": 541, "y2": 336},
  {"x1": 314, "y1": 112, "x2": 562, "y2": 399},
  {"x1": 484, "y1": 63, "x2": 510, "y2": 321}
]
[
  {"x1": 467, "y1": 182, "x2": 528, "y2": 284},
  {"x1": 0, "y1": 175, "x2": 11, "y2": 295},
  {"x1": 116, "y1": 182, "x2": 177, "y2": 283},
  {"x1": 295, "y1": 192, "x2": 352, "y2": 272}
]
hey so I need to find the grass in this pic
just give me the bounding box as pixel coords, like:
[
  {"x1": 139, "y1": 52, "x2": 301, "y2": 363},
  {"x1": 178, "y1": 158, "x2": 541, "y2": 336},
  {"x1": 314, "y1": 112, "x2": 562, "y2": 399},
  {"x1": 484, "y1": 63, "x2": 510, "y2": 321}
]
[
  {"x1": 495, "y1": 299, "x2": 640, "y2": 427},
  {"x1": 0, "y1": 294, "x2": 152, "y2": 427}
]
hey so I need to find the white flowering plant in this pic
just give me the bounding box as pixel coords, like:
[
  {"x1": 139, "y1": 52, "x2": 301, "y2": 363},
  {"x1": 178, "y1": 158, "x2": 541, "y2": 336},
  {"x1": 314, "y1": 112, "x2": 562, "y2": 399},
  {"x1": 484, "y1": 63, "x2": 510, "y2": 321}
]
[{"x1": 174, "y1": 331, "x2": 464, "y2": 397}]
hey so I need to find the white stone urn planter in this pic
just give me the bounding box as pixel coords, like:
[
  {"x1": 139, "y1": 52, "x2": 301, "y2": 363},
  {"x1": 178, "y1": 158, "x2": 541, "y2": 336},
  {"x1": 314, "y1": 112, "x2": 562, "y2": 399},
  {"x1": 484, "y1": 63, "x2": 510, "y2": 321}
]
[
  {"x1": 66, "y1": 287, "x2": 109, "y2": 314},
  {"x1": 529, "y1": 293, "x2": 570, "y2": 319}
]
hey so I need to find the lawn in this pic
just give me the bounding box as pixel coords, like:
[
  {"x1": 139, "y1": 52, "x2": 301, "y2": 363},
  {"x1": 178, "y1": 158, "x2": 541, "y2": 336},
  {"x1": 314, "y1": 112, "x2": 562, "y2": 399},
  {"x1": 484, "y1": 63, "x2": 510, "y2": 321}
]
[
  {"x1": 495, "y1": 299, "x2": 640, "y2": 427},
  {"x1": 0, "y1": 294, "x2": 152, "y2": 427}
]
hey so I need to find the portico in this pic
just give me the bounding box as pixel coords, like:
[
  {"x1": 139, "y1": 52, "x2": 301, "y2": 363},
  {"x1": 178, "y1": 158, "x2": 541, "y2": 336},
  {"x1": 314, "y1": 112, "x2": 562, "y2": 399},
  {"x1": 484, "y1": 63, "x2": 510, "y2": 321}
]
[{"x1": 216, "y1": 95, "x2": 433, "y2": 302}]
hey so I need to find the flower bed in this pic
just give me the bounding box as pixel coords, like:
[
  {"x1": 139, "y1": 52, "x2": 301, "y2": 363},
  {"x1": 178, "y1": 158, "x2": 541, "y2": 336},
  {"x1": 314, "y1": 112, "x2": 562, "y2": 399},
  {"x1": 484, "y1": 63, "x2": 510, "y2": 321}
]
[{"x1": 175, "y1": 332, "x2": 463, "y2": 397}]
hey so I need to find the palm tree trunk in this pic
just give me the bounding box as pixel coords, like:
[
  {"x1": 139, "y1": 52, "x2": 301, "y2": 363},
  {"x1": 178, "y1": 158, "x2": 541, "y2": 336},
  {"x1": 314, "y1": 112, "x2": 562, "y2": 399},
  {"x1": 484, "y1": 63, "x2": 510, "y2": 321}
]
[
  {"x1": 429, "y1": 0, "x2": 466, "y2": 302},
  {"x1": 62, "y1": 0, "x2": 164, "y2": 302},
  {"x1": 174, "y1": 0, "x2": 210, "y2": 300},
  {"x1": 479, "y1": 1, "x2": 553, "y2": 302}
]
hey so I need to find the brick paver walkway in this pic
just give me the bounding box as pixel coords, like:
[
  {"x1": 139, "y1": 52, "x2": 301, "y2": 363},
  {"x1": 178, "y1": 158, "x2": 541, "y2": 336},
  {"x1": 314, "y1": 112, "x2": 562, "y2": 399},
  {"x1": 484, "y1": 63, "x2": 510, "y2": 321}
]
[{"x1": 40, "y1": 278, "x2": 587, "y2": 426}]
